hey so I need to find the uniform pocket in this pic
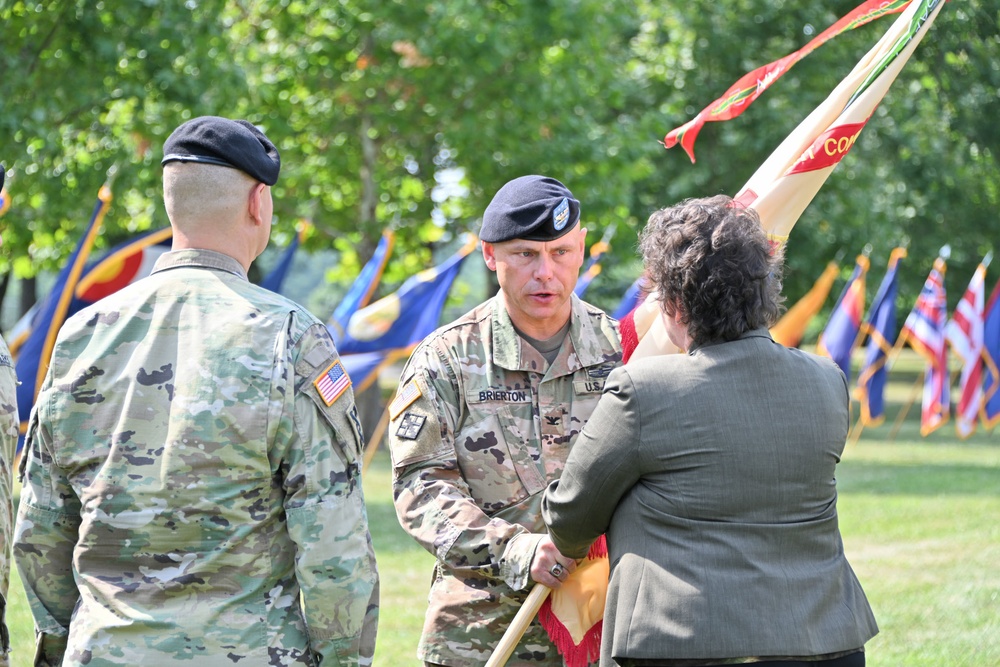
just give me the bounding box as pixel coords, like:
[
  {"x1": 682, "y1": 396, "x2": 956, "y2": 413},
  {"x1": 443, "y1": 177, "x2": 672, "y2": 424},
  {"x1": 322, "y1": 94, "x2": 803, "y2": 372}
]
[{"x1": 454, "y1": 412, "x2": 531, "y2": 514}]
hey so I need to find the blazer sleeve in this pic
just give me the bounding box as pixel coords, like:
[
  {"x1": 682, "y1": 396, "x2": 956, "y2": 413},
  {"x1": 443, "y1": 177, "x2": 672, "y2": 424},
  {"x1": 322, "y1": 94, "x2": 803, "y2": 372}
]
[{"x1": 542, "y1": 367, "x2": 642, "y2": 559}]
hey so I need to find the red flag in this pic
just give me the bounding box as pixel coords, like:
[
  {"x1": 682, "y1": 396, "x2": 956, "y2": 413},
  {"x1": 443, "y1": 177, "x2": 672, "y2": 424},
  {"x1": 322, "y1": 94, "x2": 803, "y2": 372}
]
[{"x1": 664, "y1": 0, "x2": 912, "y2": 162}]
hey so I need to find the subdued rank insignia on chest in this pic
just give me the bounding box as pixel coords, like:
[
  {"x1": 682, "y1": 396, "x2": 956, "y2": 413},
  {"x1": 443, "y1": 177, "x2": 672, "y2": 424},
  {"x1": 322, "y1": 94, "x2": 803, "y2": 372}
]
[
  {"x1": 396, "y1": 412, "x2": 426, "y2": 440},
  {"x1": 314, "y1": 359, "x2": 352, "y2": 406},
  {"x1": 0, "y1": 352, "x2": 11, "y2": 368}
]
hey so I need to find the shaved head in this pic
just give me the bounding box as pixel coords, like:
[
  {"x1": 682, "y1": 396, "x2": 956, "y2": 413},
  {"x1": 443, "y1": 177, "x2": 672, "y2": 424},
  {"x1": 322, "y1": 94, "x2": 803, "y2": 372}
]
[{"x1": 163, "y1": 163, "x2": 258, "y2": 235}]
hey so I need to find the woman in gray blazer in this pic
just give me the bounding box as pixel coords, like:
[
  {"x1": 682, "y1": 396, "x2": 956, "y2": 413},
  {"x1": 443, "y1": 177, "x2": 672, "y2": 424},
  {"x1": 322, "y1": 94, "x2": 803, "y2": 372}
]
[{"x1": 542, "y1": 195, "x2": 877, "y2": 667}]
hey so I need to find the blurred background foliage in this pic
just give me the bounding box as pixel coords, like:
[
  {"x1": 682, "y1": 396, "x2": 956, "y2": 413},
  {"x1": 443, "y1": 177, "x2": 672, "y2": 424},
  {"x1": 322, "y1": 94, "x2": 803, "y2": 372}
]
[{"x1": 1, "y1": 0, "x2": 997, "y2": 332}]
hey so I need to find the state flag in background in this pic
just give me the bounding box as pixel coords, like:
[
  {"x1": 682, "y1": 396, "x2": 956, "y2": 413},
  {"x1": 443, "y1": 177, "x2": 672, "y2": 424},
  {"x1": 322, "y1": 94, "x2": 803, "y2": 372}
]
[
  {"x1": 899, "y1": 256, "x2": 950, "y2": 435},
  {"x1": 945, "y1": 255, "x2": 989, "y2": 439},
  {"x1": 330, "y1": 230, "x2": 395, "y2": 344},
  {"x1": 855, "y1": 247, "x2": 906, "y2": 426},
  {"x1": 817, "y1": 253, "x2": 870, "y2": 381},
  {"x1": 982, "y1": 276, "x2": 1000, "y2": 429},
  {"x1": 336, "y1": 234, "x2": 478, "y2": 391},
  {"x1": 770, "y1": 261, "x2": 840, "y2": 348},
  {"x1": 14, "y1": 184, "x2": 112, "y2": 450}
]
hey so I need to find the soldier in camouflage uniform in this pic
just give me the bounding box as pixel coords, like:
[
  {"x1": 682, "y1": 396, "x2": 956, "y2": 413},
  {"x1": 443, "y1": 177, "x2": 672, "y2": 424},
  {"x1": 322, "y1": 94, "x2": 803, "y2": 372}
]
[
  {"x1": 0, "y1": 166, "x2": 19, "y2": 667},
  {"x1": 13, "y1": 118, "x2": 378, "y2": 667},
  {"x1": 388, "y1": 175, "x2": 622, "y2": 667}
]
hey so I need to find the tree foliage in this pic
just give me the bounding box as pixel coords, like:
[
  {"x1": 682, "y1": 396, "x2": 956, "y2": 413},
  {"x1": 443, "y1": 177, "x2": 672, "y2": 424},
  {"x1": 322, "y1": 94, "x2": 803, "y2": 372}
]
[{"x1": 1, "y1": 0, "x2": 997, "y2": 324}]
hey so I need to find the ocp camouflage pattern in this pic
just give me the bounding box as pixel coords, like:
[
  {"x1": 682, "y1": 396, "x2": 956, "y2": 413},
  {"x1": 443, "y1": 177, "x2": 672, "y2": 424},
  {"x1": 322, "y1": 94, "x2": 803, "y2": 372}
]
[
  {"x1": 388, "y1": 295, "x2": 620, "y2": 666},
  {"x1": 14, "y1": 249, "x2": 378, "y2": 667},
  {"x1": 0, "y1": 334, "x2": 18, "y2": 667}
]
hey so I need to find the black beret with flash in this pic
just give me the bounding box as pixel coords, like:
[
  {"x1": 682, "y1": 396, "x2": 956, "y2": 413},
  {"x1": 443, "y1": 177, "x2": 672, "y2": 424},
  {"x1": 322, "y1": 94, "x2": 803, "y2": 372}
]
[{"x1": 480, "y1": 175, "x2": 580, "y2": 243}]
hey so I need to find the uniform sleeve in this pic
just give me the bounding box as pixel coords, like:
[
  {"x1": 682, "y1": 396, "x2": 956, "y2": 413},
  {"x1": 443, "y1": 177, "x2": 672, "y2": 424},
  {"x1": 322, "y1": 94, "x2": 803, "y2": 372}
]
[
  {"x1": 0, "y1": 351, "x2": 18, "y2": 664},
  {"x1": 542, "y1": 368, "x2": 643, "y2": 559},
  {"x1": 12, "y1": 375, "x2": 81, "y2": 667},
  {"x1": 388, "y1": 344, "x2": 543, "y2": 590},
  {"x1": 277, "y1": 322, "x2": 379, "y2": 667}
]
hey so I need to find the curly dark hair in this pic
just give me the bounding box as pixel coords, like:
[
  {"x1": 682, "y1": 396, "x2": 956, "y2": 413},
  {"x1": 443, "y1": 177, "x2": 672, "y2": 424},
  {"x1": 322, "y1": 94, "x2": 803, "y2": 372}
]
[{"x1": 639, "y1": 194, "x2": 785, "y2": 346}]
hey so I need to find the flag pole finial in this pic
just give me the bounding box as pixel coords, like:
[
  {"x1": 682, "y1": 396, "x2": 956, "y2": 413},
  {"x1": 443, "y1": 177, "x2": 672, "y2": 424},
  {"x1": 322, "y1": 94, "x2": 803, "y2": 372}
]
[
  {"x1": 983, "y1": 250, "x2": 994, "y2": 269},
  {"x1": 862, "y1": 243, "x2": 873, "y2": 258},
  {"x1": 939, "y1": 244, "x2": 951, "y2": 260}
]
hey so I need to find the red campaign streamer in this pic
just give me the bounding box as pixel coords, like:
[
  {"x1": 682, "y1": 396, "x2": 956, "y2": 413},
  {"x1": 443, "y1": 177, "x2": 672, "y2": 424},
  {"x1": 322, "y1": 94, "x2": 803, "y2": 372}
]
[{"x1": 664, "y1": 0, "x2": 912, "y2": 162}]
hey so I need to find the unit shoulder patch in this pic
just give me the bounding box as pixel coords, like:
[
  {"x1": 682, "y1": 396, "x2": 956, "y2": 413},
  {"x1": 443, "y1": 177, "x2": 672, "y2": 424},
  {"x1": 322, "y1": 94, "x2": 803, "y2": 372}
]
[{"x1": 395, "y1": 412, "x2": 426, "y2": 440}]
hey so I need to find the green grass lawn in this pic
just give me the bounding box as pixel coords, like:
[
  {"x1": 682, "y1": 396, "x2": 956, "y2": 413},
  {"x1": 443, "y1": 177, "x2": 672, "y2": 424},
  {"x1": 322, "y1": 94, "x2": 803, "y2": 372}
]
[{"x1": 6, "y1": 350, "x2": 999, "y2": 666}]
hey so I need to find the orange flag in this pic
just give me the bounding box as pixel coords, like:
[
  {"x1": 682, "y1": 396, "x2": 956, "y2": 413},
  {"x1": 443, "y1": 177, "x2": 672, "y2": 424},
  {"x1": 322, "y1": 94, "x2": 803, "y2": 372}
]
[{"x1": 770, "y1": 261, "x2": 840, "y2": 348}]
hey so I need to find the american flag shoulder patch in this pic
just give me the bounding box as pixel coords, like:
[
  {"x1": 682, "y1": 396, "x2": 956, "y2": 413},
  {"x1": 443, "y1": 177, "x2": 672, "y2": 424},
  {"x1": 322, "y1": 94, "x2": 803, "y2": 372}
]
[
  {"x1": 313, "y1": 359, "x2": 352, "y2": 406},
  {"x1": 389, "y1": 378, "x2": 422, "y2": 420}
]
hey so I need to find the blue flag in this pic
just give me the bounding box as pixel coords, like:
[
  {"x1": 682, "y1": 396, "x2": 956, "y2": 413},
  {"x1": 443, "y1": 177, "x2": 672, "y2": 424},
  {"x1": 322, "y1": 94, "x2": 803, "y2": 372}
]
[
  {"x1": 612, "y1": 276, "x2": 648, "y2": 320},
  {"x1": 259, "y1": 222, "x2": 309, "y2": 295},
  {"x1": 981, "y1": 276, "x2": 1000, "y2": 430},
  {"x1": 855, "y1": 247, "x2": 906, "y2": 426},
  {"x1": 330, "y1": 230, "x2": 395, "y2": 343},
  {"x1": 817, "y1": 253, "x2": 870, "y2": 381},
  {"x1": 337, "y1": 235, "x2": 477, "y2": 389},
  {"x1": 15, "y1": 184, "x2": 113, "y2": 449}
]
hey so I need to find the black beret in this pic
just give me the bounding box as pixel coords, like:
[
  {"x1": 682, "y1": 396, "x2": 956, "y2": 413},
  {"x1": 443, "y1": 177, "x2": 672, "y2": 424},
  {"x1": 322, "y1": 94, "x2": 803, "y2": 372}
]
[
  {"x1": 161, "y1": 116, "x2": 280, "y2": 185},
  {"x1": 481, "y1": 175, "x2": 580, "y2": 243}
]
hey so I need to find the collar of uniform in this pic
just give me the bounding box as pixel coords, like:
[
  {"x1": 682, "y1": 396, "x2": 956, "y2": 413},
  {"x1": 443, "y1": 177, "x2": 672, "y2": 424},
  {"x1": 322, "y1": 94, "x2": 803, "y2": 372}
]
[
  {"x1": 491, "y1": 294, "x2": 611, "y2": 372},
  {"x1": 151, "y1": 248, "x2": 249, "y2": 281}
]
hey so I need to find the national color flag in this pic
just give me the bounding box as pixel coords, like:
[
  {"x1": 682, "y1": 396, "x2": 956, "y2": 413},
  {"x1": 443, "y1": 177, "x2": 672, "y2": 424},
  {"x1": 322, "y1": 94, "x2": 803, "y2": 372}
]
[
  {"x1": 816, "y1": 254, "x2": 870, "y2": 381},
  {"x1": 336, "y1": 234, "x2": 477, "y2": 389},
  {"x1": 945, "y1": 256, "x2": 989, "y2": 439},
  {"x1": 14, "y1": 184, "x2": 112, "y2": 448},
  {"x1": 899, "y1": 256, "x2": 949, "y2": 435},
  {"x1": 330, "y1": 230, "x2": 395, "y2": 344},
  {"x1": 664, "y1": 0, "x2": 912, "y2": 162},
  {"x1": 982, "y1": 276, "x2": 1000, "y2": 429},
  {"x1": 855, "y1": 247, "x2": 906, "y2": 426},
  {"x1": 770, "y1": 261, "x2": 840, "y2": 348},
  {"x1": 259, "y1": 221, "x2": 310, "y2": 295}
]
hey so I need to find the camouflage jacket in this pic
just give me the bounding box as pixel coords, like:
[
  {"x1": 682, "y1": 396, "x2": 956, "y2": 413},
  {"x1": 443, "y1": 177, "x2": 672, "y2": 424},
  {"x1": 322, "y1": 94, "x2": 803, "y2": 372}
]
[
  {"x1": 14, "y1": 249, "x2": 378, "y2": 667},
  {"x1": 388, "y1": 295, "x2": 621, "y2": 667},
  {"x1": 0, "y1": 336, "x2": 17, "y2": 667}
]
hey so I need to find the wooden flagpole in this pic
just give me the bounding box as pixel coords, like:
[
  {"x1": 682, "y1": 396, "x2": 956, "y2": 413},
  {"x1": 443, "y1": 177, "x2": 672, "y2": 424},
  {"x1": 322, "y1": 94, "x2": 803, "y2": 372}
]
[{"x1": 485, "y1": 584, "x2": 552, "y2": 667}]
